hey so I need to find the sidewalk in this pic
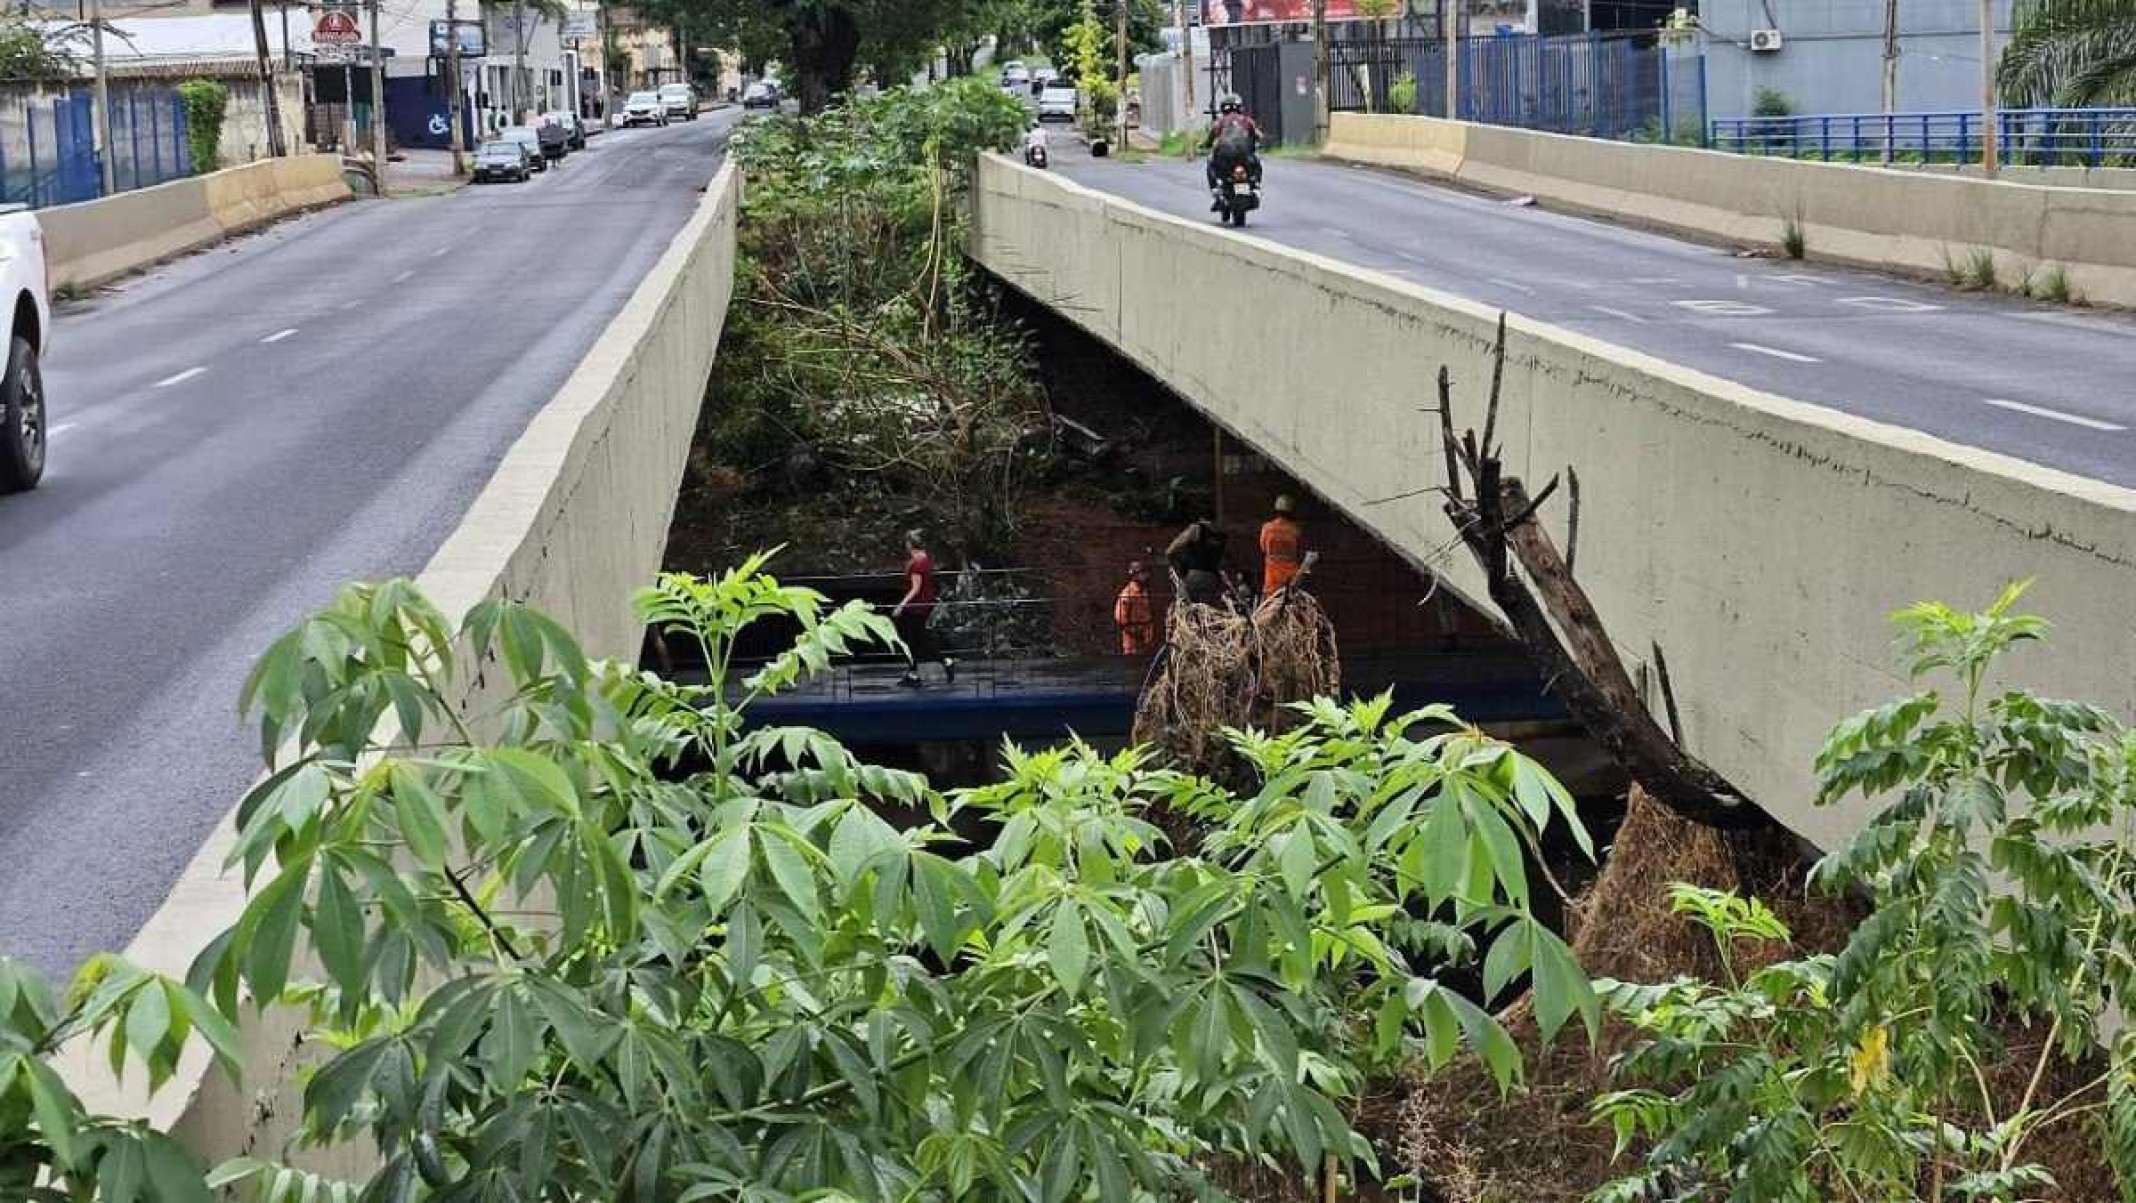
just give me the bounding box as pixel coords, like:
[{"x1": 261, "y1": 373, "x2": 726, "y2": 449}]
[{"x1": 384, "y1": 147, "x2": 464, "y2": 195}]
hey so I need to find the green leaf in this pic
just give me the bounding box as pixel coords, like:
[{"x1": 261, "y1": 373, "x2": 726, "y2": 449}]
[
  {"x1": 760, "y1": 825, "x2": 822, "y2": 923},
  {"x1": 313, "y1": 864, "x2": 366, "y2": 999},
  {"x1": 23, "y1": 1057, "x2": 80, "y2": 1169},
  {"x1": 1278, "y1": 827, "x2": 1317, "y2": 900},
  {"x1": 239, "y1": 855, "x2": 313, "y2": 1005},
  {"x1": 698, "y1": 828, "x2": 752, "y2": 916},
  {"x1": 1048, "y1": 899, "x2": 1091, "y2": 995}
]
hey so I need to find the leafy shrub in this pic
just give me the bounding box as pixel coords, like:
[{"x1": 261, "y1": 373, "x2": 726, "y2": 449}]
[
  {"x1": 1390, "y1": 71, "x2": 1419, "y2": 115},
  {"x1": 149, "y1": 559, "x2": 1599, "y2": 1198},
  {"x1": 1751, "y1": 86, "x2": 1794, "y2": 118},
  {"x1": 1593, "y1": 583, "x2": 2136, "y2": 1202},
  {"x1": 710, "y1": 81, "x2": 1041, "y2": 558},
  {"x1": 177, "y1": 78, "x2": 228, "y2": 175}
]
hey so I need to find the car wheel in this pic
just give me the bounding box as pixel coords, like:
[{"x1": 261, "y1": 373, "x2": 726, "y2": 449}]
[{"x1": 0, "y1": 333, "x2": 46, "y2": 493}]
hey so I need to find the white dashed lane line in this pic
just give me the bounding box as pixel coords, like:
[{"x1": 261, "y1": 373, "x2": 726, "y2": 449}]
[
  {"x1": 1982, "y1": 398, "x2": 2126, "y2": 432},
  {"x1": 47, "y1": 422, "x2": 74, "y2": 439},
  {"x1": 1490, "y1": 277, "x2": 1537, "y2": 294},
  {"x1": 261, "y1": 328, "x2": 298, "y2": 344},
  {"x1": 154, "y1": 367, "x2": 206, "y2": 388},
  {"x1": 1588, "y1": 305, "x2": 1648, "y2": 323},
  {"x1": 1730, "y1": 342, "x2": 1822, "y2": 364},
  {"x1": 391, "y1": 269, "x2": 415, "y2": 284}
]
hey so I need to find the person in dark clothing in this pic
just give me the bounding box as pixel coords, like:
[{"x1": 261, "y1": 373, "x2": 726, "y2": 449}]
[
  {"x1": 1166, "y1": 518, "x2": 1230, "y2": 607},
  {"x1": 893, "y1": 529, "x2": 957, "y2": 688},
  {"x1": 536, "y1": 118, "x2": 567, "y2": 167},
  {"x1": 1204, "y1": 93, "x2": 1264, "y2": 201}
]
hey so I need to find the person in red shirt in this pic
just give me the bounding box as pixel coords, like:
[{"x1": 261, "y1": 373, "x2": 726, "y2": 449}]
[
  {"x1": 1258, "y1": 493, "x2": 1305, "y2": 596},
  {"x1": 893, "y1": 529, "x2": 957, "y2": 688},
  {"x1": 1113, "y1": 561, "x2": 1156, "y2": 655}
]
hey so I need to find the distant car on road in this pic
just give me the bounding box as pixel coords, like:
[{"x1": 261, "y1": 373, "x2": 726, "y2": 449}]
[
  {"x1": 658, "y1": 82, "x2": 698, "y2": 121},
  {"x1": 1037, "y1": 85, "x2": 1078, "y2": 122},
  {"x1": 498, "y1": 126, "x2": 549, "y2": 171},
  {"x1": 741, "y1": 80, "x2": 778, "y2": 110},
  {"x1": 471, "y1": 139, "x2": 533, "y2": 183},
  {"x1": 1000, "y1": 60, "x2": 1030, "y2": 89},
  {"x1": 540, "y1": 110, "x2": 586, "y2": 149},
  {"x1": 1033, "y1": 65, "x2": 1059, "y2": 88},
  {"x1": 621, "y1": 91, "x2": 667, "y2": 127},
  {"x1": 0, "y1": 207, "x2": 49, "y2": 493}
]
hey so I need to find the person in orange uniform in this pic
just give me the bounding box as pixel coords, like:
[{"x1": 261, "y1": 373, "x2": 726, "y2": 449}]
[
  {"x1": 1258, "y1": 493, "x2": 1305, "y2": 596},
  {"x1": 1113, "y1": 560, "x2": 1156, "y2": 654}
]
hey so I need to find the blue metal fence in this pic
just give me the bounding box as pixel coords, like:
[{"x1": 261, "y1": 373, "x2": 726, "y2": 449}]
[
  {"x1": 1325, "y1": 32, "x2": 1690, "y2": 141},
  {"x1": 1711, "y1": 107, "x2": 2136, "y2": 167},
  {"x1": 0, "y1": 85, "x2": 192, "y2": 210}
]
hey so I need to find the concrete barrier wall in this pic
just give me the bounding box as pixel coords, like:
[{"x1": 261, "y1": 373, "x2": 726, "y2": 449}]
[
  {"x1": 972, "y1": 154, "x2": 2136, "y2": 851},
  {"x1": 39, "y1": 153, "x2": 351, "y2": 291},
  {"x1": 1324, "y1": 113, "x2": 2136, "y2": 308},
  {"x1": 55, "y1": 160, "x2": 741, "y2": 1172}
]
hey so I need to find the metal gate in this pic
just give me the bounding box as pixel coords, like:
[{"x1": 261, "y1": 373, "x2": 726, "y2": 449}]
[
  {"x1": 1223, "y1": 42, "x2": 1285, "y2": 144},
  {"x1": 52, "y1": 92, "x2": 100, "y2": 204}
]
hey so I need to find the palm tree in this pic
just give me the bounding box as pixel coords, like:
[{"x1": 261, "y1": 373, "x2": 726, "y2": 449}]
[{"x1": 1997, "y1": 0, "x2": 2136, "y2": 106}]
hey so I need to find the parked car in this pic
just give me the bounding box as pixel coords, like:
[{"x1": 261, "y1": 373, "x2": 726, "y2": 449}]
[
  {"x1": 741, "y1": 80, "x2": 777, "y2": 110},
  {"x1": 498, "y1": 126, "x2": 548, "y2": 171},
  {"x1": 0, "y1": 206, "x2": 48, "y2": 493},
  {"x1": 658, "y1": 82, "x2": 697, "y2": 121},
  {"x1": 1037, "y1": 85, "x2": 1078, "y2": 122},
  {"x1": 999, "y1": 60, "x2": 1030, "y2": 89},
  {"x1": 540, "y1": 110, "x2": 586, "y2": 149},
  {"x1": 622, "y1": 90, "x2": 667, "y2": 127},
  {"x1": 1033, "y1": 65, "x2": 1059, "y2": 86},
  {"x1": 471, "y1": 139, "x2": 532, "y2": 183}
]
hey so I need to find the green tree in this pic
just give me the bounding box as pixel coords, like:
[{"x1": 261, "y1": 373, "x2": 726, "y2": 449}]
[
  {"x1": 159, "y1": 553, "x2": 1599, "y2": 1199},
  {"x1": 680, "y1": 0, "x2": 965, "y2": 111},
  {"x1": 1998, "y1": 0, "x2": 2136, "y2": 107},
  {"x1": 0, "y1": 17, "x2": 82, "y2": 80},
  {"x1": 177, "y1": 79, "x2": 229, "y2": 175},
  {"x1": 1592, "y1": 583, "x2": 2136, "y2": 1202}
]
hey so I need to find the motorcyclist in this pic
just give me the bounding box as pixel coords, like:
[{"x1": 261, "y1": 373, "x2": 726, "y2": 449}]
[
  {"x1": 1023, "y1": 122, "x2": 1049, "y2": 167},
  {"x1": 1204, "y1": 93, "x2": 1264, "y2": 210}
]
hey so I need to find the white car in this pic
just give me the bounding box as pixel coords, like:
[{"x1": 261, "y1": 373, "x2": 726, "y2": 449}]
[
  {"x1": 742, "y1": 81, "x2": 778, "y2": 110},
  {"x1": 0, "y1": 207, "x2": 49, "y2": 493},
  {"x1": 621, "y1": 90, "x2": 667, "y2": 127},
  {"x1": 1037, "y1": 85, "x2": 1078, "y2": 123},
  {"x1": 1000, "y1": 61, "x2": 1030, "y2": 89},
  {"x1": 658, "y1": 83, "x2": 698, "y2": 121}
]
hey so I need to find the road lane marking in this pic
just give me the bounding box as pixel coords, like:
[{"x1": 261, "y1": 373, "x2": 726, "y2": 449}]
[
  {"x1": 1630, "y1": 276, "x2": 1681, "y2": 284},
  {"x1": 1588, "y1": 305, "x2": 1647, "y2": 323},
  {"x1": 430, "y1": 246, "x2": 449, "y2": 257},
  {"x1": 1735, "y1": 273, "x2": 1749, "y2": 290},
  {"x1": 1837, "y1": 295, "x2": 1943, "y2": 313},
  {"x1": 1677, "y1": 299, "x2": 1773, "y2": 316},
  {"x1": 261, "y1": 327, "x2": 298, "y2": 343},
  {"x1": 1982, "y1": 398, "x2": 2125, "y2": 431},
  {"x1": 154, "y1": 367, "x2": 205, "y2": 388},
  {"x1": 1490, "y1": 277, "x2": 1537, "y2": 294},
  {"x1": 392, "y1": 269, "x2": 415, "y2": 284},
  {"x1": 1770, "y1": 273, "x2": 1828, "y2": 286},
  {"x1": 1730, "y1": 342, "x2": 1821, "y2": 363},
  {"x1": 47, "y1": 422, "x2": 74, "y2": 438}
]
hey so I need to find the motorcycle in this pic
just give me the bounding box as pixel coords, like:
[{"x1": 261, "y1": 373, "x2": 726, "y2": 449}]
[
  {"x1": 1214, "y1": 161, "x2": 1260, "y2": 227},
  {"x1": 1023, "y1": 142, "x2": 1049, "y2": 170}
]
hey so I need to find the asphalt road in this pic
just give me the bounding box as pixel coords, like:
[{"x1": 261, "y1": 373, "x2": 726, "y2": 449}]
[
  {"x1": 1055, "y1": 145, "x2": 2136, "y2": 488},
  {"x1": 0, "y1": 111, "x2": 738, "y2": 976}
]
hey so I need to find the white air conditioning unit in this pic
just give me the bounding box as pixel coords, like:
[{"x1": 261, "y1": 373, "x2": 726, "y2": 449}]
[{"x1": 1749, "y1": 28, "x2": 1785, "y2": 53}]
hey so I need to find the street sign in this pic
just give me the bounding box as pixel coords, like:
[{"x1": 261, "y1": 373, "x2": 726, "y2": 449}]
[
  {"x1": 312, "y1": 5, "x2": 362, "y2": 44},
  {"x1": 561, "y1": 12, "x2": 596, "y2": 40},
  {"x1": 429, "y1": 19, "x2": 487, "y2": 58}
]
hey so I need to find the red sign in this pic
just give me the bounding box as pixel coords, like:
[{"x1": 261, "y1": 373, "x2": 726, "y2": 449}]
[
  {"x1": 1200, "y1": 0, "x2": 1362, "y2": 23},
  {"x1": 313, "y1": 7, "x2": 362, "y2": 44}
]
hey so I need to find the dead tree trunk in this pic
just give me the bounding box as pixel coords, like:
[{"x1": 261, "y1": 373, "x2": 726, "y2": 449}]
[{"x1": 1437, "y1": 318, "x2": 1767, "y2": 831}]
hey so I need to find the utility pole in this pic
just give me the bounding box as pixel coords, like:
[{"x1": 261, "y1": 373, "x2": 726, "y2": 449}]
[
  {"x1": 1977, "y1": 0, "x2": 1997, "y2": 177},
  {"x1": 368, "y1": 0, "x2": 387, "y2": 192},
  {"x1": 248, "y1": 0, "x2": 288, "y2": 156},
  {"x1": 1880, "y1": 0, "x2": 1899, "y2": 162},
  {"x1": 446, "y1": 0, "x2": 467, "y2": 175},
  {"x1": 87, "y1": 0, "x2": 114, "y2": 193},
  {"x1": 1444, "y1": 0, "x2": 1460, "y2": 121},
  {"x1": 1178, "y1": 0, "x2": 1195, "y2": 127},
  {"x1": 512, "y1": 0, "x2": 528, "y2": 122},
  {"x1": 1311, "y1": 0, "x2": 1328, "y2": 144},
  {"x1": 1115, "y1": 0, "x2": 1129, "y2": 149}
]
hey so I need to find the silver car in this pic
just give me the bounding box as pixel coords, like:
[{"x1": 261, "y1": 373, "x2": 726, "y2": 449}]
[{"x1": 622, "y1": 90, "x2": 666, "y2": 127}]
